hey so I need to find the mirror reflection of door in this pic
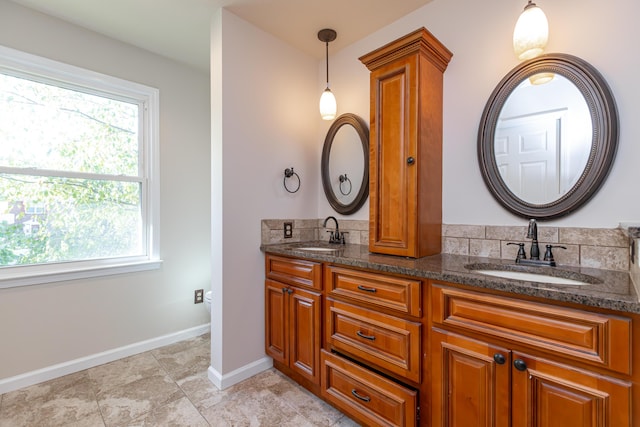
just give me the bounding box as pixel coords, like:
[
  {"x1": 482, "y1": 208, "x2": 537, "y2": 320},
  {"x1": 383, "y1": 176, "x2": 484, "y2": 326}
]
[
  {"x1": 495, "y1": 74, "x2": 592, "y2": 205},
  {"x1": 495, "y1": 110, "x2": 564, "y2": 204}
]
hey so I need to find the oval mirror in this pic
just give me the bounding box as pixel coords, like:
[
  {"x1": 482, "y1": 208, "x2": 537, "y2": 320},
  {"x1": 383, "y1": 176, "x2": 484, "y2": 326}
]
[
  {"x1": 321, "y1": 113, "x2": 369, "y2": 215},
  {"x1": 478, "y1": 53, "x2": 618, "y2": 220}
]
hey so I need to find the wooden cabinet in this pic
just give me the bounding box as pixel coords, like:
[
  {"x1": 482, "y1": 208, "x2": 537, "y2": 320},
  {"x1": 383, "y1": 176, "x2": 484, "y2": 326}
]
[
  {"x1": 265, "y1": 255, "x2": 322, "y2": 386},
  {"x1": 326, "y1": 298, "x2": 422, "y2": 383},
  {"x1": 430, "y1": 283, "x2": 633, "y2": 427},
  {"x1": 430, "y1": 329, "x2": 511, "y2": 427},
  {"x1": 511, "y1": 352, "x2": 631, "y2": 427},
  {"x1": 323, "y1": 264, "x2": 423, "y2": 426},
  {"x1": 359, "y1": 28, "x2": 452, "y2": 258},
  {"x1": 325, "y1": 265, "x2": 423, "y2": 383},
  {"x1": 321, "y1": 350, "x2": 418, "y2": 427}
]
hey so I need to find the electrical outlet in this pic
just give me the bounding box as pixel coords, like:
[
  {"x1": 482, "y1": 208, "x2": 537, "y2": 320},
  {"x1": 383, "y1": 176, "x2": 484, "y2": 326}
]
[
  {"x1": 284, "y1": 221, "x2": 293, "y2": 238},
  {"x1": 194, "y1": 289, "x2": 204, "y2": 304}
]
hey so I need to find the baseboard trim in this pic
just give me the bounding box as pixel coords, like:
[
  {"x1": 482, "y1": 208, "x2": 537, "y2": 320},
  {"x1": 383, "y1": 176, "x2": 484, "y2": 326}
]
[
  {"x1": 207, "y1": 356, "x2": 273, "y2": 390},
  {"x1": 0, "y1": 323, "x2": 210, "y2": 395}
]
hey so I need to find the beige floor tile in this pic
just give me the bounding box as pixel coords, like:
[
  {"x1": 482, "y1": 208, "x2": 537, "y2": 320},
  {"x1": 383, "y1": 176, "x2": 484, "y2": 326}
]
[
  {"x1": 176, "y1": 371, "x2": 230, "y2": 412},
  {"x1": 128, "y1": 396, "x2": 208, "y2": 426},
  {"x1": 201, "y1": 387, "x2": 306, "y2": 427},
  {"x1": 1, "y1": 333, "x2": 360, "y2": 427},
  {"x1": 152, "y1": 341, "x2": 210, "y2": 381},
  {"x1": 97, "y1": 373, "x2": 184, "y2": 426},
  {"x1": 87, "y1": 352, "x2": 165, "y2": 395},
  {"x1": 0, "y1": 375, "x2": 101, "y2": 427}
]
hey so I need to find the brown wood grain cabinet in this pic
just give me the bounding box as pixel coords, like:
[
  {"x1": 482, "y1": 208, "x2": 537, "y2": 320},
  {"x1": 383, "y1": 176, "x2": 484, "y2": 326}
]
[
  {"x1": 265, "y1": 255, "x2": 322, "y2": 388},
  {"x1": 431, "y1": 282, "x2": 633, "y2": 427},
  {"x1": 359, "y1": 28, "x2": 452, "y2": 258},
  {"x1": 323, "y1": 264, "x2": 424, "y2": 425},
  {"x1": 265, "y1": 253, "x2": 639, "y2": 426},
  {"x1": 321, "y1": 349, "x2": 418, "y2": 427}
]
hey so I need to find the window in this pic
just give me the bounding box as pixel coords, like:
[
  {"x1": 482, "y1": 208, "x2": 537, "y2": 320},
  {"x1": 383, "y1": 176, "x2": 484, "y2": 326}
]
[{"x1": 0, "y1": 45, "x2": 160, "y2": 288}]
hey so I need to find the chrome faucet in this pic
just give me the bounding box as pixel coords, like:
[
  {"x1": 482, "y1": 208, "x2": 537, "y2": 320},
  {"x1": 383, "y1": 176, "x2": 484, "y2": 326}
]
[{"x1": 323, "y1": 216, "x2": 345, "y2": 244}]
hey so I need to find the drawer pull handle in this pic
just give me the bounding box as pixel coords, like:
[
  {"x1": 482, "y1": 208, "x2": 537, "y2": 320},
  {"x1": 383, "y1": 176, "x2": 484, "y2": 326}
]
[
  {"x1": 356, "y1": 330, "x2": 376, "y2": 341},
  {"x1": 351, "y1": 389, "x2": 371, "y2": 402},
  {"x1": 357, "y1": 285, "x2": 377, "y2": 293}
]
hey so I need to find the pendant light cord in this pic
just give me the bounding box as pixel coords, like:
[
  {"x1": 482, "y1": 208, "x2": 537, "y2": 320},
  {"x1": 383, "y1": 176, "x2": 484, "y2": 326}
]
[{"x1": 325, "y1": 41, "x2": 329, "y2": 87}]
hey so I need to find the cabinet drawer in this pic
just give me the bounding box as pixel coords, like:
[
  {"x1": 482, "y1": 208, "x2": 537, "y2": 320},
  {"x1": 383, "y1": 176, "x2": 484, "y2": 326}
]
[
  {"x1": 321, "y1": 350, "x2": 417, "y2": 427},
  {"x1": 326, "y1": 265, "x2": 422, "y2": 316},
  {"x1": 432, "y1": 284, "x2": 631, "y2": 374},
  {"x1": 326, "y1": 299, "x2": 421, "y2": 382},
  {"x1": 265, "y1": 254, "x2": 322, "y2": 290}
]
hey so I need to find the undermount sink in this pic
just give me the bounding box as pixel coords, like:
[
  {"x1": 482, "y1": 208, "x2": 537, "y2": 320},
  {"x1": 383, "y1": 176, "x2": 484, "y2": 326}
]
[
  {"x1": 465, "y1": 263, "x2": 602, "y2": 286},
  {"x1": 295, "y1": 246, "x2": 340, "y2": 252}
]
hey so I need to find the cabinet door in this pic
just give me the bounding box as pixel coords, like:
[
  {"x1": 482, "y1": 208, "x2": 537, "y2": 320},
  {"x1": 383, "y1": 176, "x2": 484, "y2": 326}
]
[
  {"x1": 289, "y1": 286, "x2": 321, "y2": 385},
  {"x1": 511, "y1": 353, "x2": 632, "y2": 427},
  {"x1": 369, "y1": 54, "x2": 418, "y2": 257},
  {"x1": 265, "y1": 279, "x2": 288, "y2": 365},
  {"x1": 431, "y1": 328, "x2": 511, "y2": 427}
]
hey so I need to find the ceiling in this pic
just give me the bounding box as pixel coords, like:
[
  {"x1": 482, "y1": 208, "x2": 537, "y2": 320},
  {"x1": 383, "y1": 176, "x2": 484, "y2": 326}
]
[{"x1": 9, "y1": 0, "x2": 433, "y2": 73}]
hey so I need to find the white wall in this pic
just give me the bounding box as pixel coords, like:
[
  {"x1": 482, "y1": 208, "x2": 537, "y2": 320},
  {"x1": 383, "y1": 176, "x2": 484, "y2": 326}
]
[
  {"x1": 319, "y1": 0, "x2": 640, "y2": 227},
  {"x1": 0, "y1": 0, "x2": 211, "y2": 381},
  {"x1": 210, "y1": 9, "x2": 318, "y2": 379}
]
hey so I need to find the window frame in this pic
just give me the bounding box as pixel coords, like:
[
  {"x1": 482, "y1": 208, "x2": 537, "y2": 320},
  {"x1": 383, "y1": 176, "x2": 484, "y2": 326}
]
[{"x1": 0, "y1": 45, "x2": 161, "y2": 288}]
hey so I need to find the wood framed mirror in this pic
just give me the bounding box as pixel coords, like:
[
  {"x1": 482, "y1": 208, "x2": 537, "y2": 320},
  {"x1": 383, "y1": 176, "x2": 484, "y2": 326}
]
[
  {"x1": 321, "y1": 113, "x2": 369, "y2": 215},
  {"x1": 478, "y1": 53, "x2": 619, "y2": 220}
]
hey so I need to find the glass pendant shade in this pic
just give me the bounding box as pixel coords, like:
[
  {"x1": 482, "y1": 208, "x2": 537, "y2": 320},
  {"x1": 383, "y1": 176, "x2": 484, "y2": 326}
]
[
  {"x1": 318, "y1": 29, "x2": 337, "y2": 121},
  {"x1": 513, "y1": 1, "x2": 549, "y2": 60},
  {"x1": 319, "y1": 88, "x2": 337, "y2": 120}
]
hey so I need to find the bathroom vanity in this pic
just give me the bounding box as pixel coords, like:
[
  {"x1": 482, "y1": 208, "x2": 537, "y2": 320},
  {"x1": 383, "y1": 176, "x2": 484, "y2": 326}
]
[
  {"x1": 262, "y1": 242, "x2": 639, "y2": 427},
  {"x1": 263, "y1": 21, "x2": 634, "y2": 427}
]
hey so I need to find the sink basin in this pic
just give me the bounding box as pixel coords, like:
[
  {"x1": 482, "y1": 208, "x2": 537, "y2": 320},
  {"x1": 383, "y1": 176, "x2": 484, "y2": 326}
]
[
  {"x1": 295, "y1": 247, "x2": 340, "y2": 252},
  {"x1": 464, "y1": 263, "x2": 602, "y2": 286},
  {"x1": 472, "y1": 269, "x2": 593, "y2": 285}
]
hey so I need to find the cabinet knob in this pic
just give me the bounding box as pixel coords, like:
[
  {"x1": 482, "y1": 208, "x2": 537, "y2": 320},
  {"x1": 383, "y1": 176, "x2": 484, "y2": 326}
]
[
  {"x1": 493, "y1": 353, "x2": 506, "y2": 365},
  {"x1": 407, "y1": 156, "x2": 415, "y2": 165},
  {"x1": 287, "y1": 288, "x2": 293, "y2": 295},
  {"x1": 514, "y1": 359, "x2": 528, "y2": 371}
]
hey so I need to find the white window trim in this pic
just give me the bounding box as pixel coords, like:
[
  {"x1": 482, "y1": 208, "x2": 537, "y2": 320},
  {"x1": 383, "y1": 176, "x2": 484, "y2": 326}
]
[{"x1": 0, "y1": 45, "x2": 161, "y2": 288}]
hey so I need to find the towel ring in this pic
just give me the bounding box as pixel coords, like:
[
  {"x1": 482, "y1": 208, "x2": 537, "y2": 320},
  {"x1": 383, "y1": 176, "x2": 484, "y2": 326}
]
[
  {"x1": 283, "y1": 167, "x2": 300, "y2": 193},
  {"x1": 339, "y1": 174, "x2": 352, "y2": 195}
]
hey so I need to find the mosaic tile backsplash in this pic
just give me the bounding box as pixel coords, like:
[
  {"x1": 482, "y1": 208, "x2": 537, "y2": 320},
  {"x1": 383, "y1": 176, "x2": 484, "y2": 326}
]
[{"x1": 261, "y1": 219, "x2": 635, "y2": 273}]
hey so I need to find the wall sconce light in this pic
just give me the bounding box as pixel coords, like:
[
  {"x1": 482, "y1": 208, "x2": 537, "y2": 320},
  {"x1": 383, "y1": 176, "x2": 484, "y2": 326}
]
[
  {"x1": 318, "y1": 28, "x2": 337, "y2": 120},
  {"x1": 513, "y1": 0, "x2": 549, "y2": 60}
]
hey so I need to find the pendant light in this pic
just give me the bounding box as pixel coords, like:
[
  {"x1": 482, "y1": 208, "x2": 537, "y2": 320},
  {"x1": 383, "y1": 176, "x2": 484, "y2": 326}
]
[
  {"x1": 513, "y1": 0, "x2": 549, "y2": 60},
  {"x1": 318, "y1": 28, "x2": 337, "y2": 120}
]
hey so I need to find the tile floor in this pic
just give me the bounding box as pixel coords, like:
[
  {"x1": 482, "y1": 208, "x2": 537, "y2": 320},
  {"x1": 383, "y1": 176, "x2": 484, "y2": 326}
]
[{"x1": 0, "y1": 333, "x2": 358, "y2": 426}]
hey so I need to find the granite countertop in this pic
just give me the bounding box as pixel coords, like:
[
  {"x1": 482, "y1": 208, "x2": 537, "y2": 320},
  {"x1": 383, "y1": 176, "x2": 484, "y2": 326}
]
[{"x1": 261, "y1": 241, "x2": 640, "y2": 315}]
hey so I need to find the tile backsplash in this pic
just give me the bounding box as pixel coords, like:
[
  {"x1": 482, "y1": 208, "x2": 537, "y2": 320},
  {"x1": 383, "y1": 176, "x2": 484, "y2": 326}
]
[
  {"x1": 261, "y1": 219, "x2": 634, "y2": 272},
  {"x1": 261, "y1": 219, "x2": 369, "y2": 246}
]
